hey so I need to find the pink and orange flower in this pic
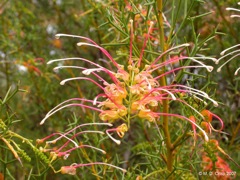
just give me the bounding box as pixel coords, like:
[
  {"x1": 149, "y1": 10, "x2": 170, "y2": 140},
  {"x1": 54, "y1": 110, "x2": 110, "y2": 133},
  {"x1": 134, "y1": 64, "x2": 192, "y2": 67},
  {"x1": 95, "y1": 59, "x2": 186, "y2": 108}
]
[{"x1": 39, "y1": 19, "x2": 228, "y2": 175}]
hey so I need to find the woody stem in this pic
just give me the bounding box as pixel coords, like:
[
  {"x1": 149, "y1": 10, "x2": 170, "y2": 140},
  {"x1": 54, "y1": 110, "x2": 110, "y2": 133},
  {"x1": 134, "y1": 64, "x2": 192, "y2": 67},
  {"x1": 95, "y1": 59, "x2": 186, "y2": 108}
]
[{"x1": 156, "y1": 0, "x2": 174, "y2": 174}]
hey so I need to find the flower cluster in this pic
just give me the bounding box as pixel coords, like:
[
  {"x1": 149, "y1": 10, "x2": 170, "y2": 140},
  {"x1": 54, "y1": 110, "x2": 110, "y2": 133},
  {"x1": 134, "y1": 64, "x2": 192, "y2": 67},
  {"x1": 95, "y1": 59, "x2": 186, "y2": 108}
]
[
  {"x1": 40, "y1": 21, "x2": 222, "y2": 142},
  {"x1": 39, "y1": 20, "x2": 227, "y2": 175}
]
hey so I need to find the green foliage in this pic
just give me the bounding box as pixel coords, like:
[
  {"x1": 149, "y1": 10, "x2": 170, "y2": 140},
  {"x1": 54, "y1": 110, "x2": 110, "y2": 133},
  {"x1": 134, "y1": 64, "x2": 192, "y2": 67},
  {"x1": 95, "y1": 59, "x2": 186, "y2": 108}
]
[{"x1": 0, "y1": 0, "x2": 239, "y2": 179}]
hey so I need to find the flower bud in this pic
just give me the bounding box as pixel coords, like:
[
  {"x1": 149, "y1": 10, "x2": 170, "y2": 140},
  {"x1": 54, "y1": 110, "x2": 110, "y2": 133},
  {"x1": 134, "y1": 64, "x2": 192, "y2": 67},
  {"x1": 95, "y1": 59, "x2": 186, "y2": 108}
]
[
  {"x1": 201, "y1": 121, "x2": 210, "y2": 133},
  {"x1": 60, "y1": 166, "x2": 76, "y2": 175},
  {"x1": 138, "y1": 109, "x2": 156, "y2": 122},
  {"x1": 99, "y1": 110, "x2": 119, "y2": 121},
  {"x1": 201, "y1": 110, "x2": 212, "y2": 122},
  {"x1": 116, "y1": 123, "x2": 128, "y2": 138}
]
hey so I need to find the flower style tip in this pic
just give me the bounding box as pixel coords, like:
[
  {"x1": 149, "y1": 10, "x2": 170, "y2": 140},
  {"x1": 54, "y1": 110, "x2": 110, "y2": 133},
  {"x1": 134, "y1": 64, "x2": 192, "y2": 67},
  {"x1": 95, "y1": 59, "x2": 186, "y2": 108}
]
[
  {"x1": 105, "y1": 124, "x2": 128, "y2": 144},
  {"x1": 212, "y1": 100, "x2": 218, "y2": 107},
  {"x1": 149, "y1": 21, "x2": 154, "y2": 26},
  {"x1": 60, "y1": 80, "x2": 66, "y2": 85},
  {"x1": 55, "y1": 34, "x2": 61, "y2": 39},
  {"x1": 82, "y1": 68, "x2": 102, "y2": 75},
  {"x1": 234, "y1": 67, "x2": 240, "y2": 75},
  {"x1": 106, "y1": 130, "x2": 121, "y2": 145},
  {"x1": 226, "y1": 7, "x2": 234, "y2": 11},
  {"x1": 206, "y1": 66, "x2": 214, "y2": 72},
  {"x1": 217, "y1": 67, "x2": 222, "y2": 73},
  {"x1": 40, "y1": 117, "x2": 47, "y2": 125},
  {"x1": 77, "y1": 42, "x2": 94, "y2": 47},
  {"x1": 226, "y1": 6, "x2": 240, "y2": 12}
]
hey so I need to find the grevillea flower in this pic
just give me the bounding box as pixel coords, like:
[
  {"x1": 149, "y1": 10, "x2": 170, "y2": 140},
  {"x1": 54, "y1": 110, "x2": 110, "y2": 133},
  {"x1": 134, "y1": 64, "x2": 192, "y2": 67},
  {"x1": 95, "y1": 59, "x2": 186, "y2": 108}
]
[
  {"x1": 202, "y1": 139, "x2": 236, "y2": 180},
  {"x1": 40, "y1": 20, "x2": 225, "y2": 145},
  {"x1": 216, "y1": 2, "x2": 240, "y2": 75},
  {"x1": 39, "y1": 19, "x2": 228, "y2": 175},
  {"x1": 200, "y1": 109, "x2": 225, "y2": 134},
  {"x1": 202, "y1": 154, "x2": 235, "y2": 180},
  {"x1": 20, "y1": 58, "x2": 44, "y2": 76}
]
